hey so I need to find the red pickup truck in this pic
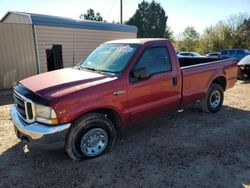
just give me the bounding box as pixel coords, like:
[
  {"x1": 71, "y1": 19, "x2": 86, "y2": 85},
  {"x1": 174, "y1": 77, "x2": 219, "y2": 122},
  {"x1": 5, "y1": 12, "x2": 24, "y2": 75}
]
[{"x1": 11, "y1": 39, "x2": 237, "y2": 160}]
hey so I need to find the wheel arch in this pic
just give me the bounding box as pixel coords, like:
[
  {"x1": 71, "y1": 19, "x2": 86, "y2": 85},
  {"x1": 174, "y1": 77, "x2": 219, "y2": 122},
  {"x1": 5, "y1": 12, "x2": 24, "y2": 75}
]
[
  {"x1": 211, "y1": 76, "x2": 227, "y2": 91},
  {"x1": 79, "y1": 108, "x2": 122, "y2": 131}
]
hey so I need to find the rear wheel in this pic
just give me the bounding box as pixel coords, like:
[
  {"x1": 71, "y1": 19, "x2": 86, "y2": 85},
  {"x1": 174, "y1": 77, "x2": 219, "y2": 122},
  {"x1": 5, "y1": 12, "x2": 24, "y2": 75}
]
[
  {"x1": 199, "y1": 83, "x2": 224, "y2": 113},
  {"x1": 65, "y1": 113, "x2": 116, "y2": 161}
]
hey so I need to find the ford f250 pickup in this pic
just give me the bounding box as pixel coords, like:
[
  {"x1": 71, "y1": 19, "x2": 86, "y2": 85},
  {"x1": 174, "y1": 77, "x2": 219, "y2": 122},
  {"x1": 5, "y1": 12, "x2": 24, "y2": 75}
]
[{"x1": 11, "y1": 39, "x2": 238, "y2": 160}]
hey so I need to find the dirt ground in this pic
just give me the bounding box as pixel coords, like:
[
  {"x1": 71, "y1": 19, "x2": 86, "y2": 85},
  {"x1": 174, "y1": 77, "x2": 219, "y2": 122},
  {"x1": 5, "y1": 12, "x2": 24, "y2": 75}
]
[{"x1": 0, "y1": 80, "x2": 250, "y2": 188}]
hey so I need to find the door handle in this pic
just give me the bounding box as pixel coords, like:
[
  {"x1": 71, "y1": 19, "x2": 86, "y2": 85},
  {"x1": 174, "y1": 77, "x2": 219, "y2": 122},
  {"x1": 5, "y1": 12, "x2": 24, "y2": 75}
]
[{"x1": 172, "y1": 77, "x2": 177, "y2": 86}]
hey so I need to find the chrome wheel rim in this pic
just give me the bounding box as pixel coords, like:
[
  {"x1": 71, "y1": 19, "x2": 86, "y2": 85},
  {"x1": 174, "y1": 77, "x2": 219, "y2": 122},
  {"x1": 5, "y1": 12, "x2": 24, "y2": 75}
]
[
  {"x1": 210, "y1": 91, "x2": 221, "y2": 108},
  {"x1": 80, "y1": 128, "x2": 108, "y2": 157}
]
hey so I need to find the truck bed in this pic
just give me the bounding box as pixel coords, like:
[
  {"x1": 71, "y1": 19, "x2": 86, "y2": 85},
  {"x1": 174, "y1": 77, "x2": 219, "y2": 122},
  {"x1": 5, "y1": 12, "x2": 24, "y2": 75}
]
[
  {"x1": 179, "y1": 58, "x2": 238, "y2": 107},
  {"x1": 178, "y1": 57, "x2": 221, "y2": 67}
]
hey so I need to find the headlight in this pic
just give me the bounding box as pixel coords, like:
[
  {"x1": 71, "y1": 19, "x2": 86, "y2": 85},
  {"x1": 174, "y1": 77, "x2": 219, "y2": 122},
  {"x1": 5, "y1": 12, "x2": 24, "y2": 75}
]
[{"x1": 35, "y1": 104, "x2": 58, "y2": 125}]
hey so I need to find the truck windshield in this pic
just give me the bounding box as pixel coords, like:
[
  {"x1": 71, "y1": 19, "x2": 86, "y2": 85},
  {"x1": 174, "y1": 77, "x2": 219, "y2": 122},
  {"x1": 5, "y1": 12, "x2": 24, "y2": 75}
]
[{"x1": 80, "y1": 43, "x2": 139, "y2": 73}]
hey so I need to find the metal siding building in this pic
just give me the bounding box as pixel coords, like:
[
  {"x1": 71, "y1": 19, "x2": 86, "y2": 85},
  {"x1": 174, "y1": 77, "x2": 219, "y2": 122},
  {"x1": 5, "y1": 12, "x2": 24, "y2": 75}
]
[
  {"x1": 0, "y1": 23, "x2": 37, "y2": 89},
  {"x1": 0, "y1": 12, "x2": 137, "y2": 89},
  {"x1": 35, "y1": 25, "x2": 136, "y2": 73}
]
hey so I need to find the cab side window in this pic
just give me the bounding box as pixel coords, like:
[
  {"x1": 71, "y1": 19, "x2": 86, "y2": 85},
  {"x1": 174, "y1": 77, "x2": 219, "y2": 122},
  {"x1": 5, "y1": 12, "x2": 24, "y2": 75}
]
[
  {"x1": 133, "y1": 47, "x2": 172, "y2": 75},
  {"x1": 237, "y1": 50, "x2": 244, "y2": 55},
  {"x1": 221, "y1": 50, "x2": 228, "y2": 55},
  {"x1": 229, "y1": 50, "x2": 235, "y2": 55}
]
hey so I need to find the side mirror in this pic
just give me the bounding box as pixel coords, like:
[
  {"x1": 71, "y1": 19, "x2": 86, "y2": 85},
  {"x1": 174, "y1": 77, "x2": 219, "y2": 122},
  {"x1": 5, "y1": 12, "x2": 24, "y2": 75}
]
[{"x1": 132, "y1": 67, "x2": 150, "y2": 81}]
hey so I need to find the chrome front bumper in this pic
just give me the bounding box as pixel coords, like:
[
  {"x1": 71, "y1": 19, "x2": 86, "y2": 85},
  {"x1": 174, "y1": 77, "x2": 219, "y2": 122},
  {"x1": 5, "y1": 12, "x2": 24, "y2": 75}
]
[{"x1": 11, "y1": 106, "x2": 71, "y2": 146}]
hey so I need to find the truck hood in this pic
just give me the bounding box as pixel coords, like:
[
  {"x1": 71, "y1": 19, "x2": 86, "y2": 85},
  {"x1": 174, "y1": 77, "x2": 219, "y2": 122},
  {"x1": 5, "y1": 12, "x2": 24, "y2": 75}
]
[{"x1": 20, "y1": 68, "x2": 117, "y2": 100}]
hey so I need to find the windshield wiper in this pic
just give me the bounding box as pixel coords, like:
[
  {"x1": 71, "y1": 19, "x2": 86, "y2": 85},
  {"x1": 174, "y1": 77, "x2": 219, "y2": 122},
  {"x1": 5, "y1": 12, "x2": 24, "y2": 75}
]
[
  {"x1": 84, "y1": 67, "x2": 97, "y2": 71},
  {"x1": 81, "y1": 67, "x2": 107, "y2": 74},
  {"x1": 80, "y1": 66, "x2": 117, "y2": 75}
]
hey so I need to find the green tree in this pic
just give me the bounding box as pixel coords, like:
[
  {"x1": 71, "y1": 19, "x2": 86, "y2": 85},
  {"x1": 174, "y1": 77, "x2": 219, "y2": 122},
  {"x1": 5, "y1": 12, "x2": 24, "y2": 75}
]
[
  {"x1": 226, "y1": 13, "x2": 248, "y2": 32},
  {"x1": 197, "y1": 13, "x2": 249, "y2": 54},
  {"x1": 80, "y1": 9, "x2": 103, "y2": 21},
  {"x1": 126, "y1": 0, "x2": 168, "y2": 38},
  {"x1": 198, "y1": 25, "x2": 230, "y2": 54},
  {"x1": 235, "y1": 17, "x2": 250, "y2": 49},
  {"x1": 181, "y1": 26, "x2": 199, "y2": 51},
  {"x1": 164, "y1": 26, "x2": 174, "y2": 41}
]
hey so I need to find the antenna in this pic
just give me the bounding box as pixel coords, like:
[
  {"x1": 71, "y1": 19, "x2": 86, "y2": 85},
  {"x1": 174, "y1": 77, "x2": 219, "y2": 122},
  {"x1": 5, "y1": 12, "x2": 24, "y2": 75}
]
[{"x1": 120, "y1": 0, "x2": 123, "y2": 24}]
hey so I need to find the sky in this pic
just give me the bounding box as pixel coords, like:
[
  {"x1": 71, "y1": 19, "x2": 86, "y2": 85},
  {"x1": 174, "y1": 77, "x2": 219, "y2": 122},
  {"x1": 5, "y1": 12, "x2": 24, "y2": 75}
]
[{"x1": 0, "y1": 0, "x2": 249, "y2": 35}]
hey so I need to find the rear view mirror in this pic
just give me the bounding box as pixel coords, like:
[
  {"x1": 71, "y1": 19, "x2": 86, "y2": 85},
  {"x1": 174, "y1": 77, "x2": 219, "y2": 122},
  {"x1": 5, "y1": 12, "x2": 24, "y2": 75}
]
[{"x1": 132, "y1": 67, "x2": 150, "y2": 82}]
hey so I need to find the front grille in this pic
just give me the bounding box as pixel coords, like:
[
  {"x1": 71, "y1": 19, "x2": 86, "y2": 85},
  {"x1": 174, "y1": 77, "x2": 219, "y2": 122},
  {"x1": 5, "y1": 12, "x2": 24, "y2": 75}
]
[
  {"x1": 13, "y1": 91, "x2": 35, "y2": 123},
  {"x1": 13, "y1": 94, "x2": 26, "y2": 119}
]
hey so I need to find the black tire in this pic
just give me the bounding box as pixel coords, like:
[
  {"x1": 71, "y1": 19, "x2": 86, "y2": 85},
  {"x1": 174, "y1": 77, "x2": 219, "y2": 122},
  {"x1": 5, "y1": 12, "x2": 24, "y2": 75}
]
[
  {"x1": 65, "y1": 113, "x2": 116, "y2": 161},
  {"x1": 199, "y1": 83, "x2": 224, "y2": 113}
]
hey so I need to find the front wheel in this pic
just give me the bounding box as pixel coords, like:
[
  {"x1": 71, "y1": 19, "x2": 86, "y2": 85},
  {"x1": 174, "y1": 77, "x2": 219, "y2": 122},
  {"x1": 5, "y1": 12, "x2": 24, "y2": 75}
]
[
  {"x1": 65, "y1": 113, "x2": 116, "y2": 161},
  {"x1": 199, "y1": 83, "x2": 224, "y2": 113}
]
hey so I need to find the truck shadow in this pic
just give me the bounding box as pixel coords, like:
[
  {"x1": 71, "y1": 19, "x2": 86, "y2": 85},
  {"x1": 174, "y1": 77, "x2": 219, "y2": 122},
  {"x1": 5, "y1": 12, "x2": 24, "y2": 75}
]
[
  {"x1": 238, "y1": 78, "x2": 250, "y2": 84},
  {"x1": 1, "y1": 105, "x2": 250, "y2": 187}
]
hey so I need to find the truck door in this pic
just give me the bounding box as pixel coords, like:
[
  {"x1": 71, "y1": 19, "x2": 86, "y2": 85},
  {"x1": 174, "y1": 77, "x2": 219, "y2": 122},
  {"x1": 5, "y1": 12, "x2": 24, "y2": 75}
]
[{"x1": 127, "y1": 46, "x2": 181, "y2": 124}]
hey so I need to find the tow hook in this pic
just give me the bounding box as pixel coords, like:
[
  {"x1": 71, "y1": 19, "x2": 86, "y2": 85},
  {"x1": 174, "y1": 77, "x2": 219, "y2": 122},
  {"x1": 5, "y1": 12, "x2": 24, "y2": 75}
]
[{"x1": 21, "y1": 136, "x2": 30, "y2": 144}]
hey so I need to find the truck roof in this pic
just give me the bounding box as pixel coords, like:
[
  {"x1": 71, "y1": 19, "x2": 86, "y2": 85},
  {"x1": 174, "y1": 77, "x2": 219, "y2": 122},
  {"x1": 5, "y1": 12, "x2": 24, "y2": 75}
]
[{"x1": 105, "y1": 38, "x2": 168, "y2": 44}]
